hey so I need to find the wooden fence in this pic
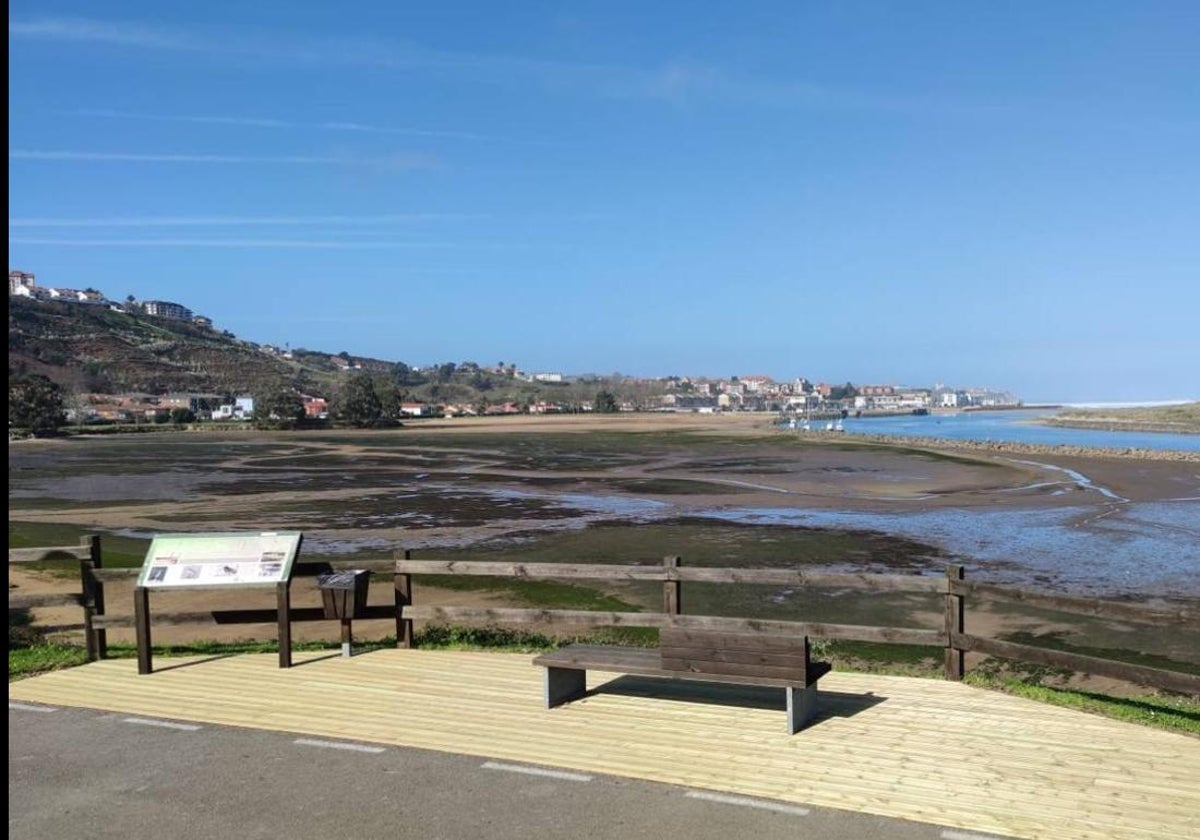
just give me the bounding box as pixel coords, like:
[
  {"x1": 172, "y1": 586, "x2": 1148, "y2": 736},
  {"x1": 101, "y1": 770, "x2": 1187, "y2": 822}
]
[{"x1": 9, "y1": 539, "x2": 1199, "y2": 695}]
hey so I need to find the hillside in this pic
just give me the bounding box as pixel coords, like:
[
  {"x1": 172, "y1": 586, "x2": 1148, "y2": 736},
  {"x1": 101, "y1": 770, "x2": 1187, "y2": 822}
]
[
  {"x1": 6, "y1": 298, "x2": 653, "y2": 409},
  {"x1": 7, "y1": 297, "x2": 378, "y2": 396}
]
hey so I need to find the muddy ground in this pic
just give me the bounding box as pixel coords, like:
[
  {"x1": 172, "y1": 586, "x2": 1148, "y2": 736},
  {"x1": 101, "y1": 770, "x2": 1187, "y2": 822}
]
[{"x1": 10, "y1": 413, "x2": 1199, "y2": 693}]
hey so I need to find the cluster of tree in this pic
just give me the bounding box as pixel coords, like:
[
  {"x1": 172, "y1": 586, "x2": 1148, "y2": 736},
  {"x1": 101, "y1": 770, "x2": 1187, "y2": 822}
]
[
  {"x1": 331, "y1": 373, "x2": 408, "y2": 428},
  {"x1": 9, "y1": 373, "x2": 66, "y2": 435}
]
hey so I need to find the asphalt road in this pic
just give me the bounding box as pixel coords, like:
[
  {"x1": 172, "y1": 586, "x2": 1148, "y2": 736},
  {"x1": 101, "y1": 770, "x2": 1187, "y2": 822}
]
[{"x1": 9, "y1": 702, "x2": 997, "y2": 840}]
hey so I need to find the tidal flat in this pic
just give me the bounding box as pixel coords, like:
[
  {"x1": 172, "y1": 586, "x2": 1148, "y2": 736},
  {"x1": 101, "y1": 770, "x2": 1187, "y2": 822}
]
[{"x1": 10, "y1": 413, "x2": 1199, "y2": 673}]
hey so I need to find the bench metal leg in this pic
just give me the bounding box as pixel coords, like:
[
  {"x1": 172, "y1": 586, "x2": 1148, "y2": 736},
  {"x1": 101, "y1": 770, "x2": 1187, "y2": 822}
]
[
  {"x1": 785, "y1": 684, "x2": 819, "y2": 734},
  {"x1": 544, "y1": 667, "x2": 587, "y2": 708}
]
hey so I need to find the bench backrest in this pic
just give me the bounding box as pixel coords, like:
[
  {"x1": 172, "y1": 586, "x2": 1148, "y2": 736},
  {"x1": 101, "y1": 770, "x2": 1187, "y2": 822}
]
[{"x1": 659, "y1": 628, "x2": 811, "y2": 683}]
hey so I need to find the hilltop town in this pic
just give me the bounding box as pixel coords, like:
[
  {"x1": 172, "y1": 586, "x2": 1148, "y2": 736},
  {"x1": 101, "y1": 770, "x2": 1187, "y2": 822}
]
[{"x1": 9, "y1": 268, "x2": 1021, "y2": 427}]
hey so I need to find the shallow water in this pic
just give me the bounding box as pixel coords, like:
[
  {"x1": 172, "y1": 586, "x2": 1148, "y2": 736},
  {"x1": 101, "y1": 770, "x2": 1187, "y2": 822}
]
[
  {"x1": 694, "y1": 501, "x2": 1200, "y2": 597},
  {"x1": 814, "y1": 408, "x2": 1200, "y2": 452}
]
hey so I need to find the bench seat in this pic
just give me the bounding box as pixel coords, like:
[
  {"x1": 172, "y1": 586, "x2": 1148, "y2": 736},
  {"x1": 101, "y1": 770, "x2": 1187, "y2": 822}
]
[{"x1": 533, "y1": 640, "x2": 832, "y2": 734}]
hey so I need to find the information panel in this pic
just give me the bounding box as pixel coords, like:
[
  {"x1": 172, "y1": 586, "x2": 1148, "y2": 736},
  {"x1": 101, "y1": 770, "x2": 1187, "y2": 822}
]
[{"x1": 136, "y1": 531, "x2": 303, "y2": 589}]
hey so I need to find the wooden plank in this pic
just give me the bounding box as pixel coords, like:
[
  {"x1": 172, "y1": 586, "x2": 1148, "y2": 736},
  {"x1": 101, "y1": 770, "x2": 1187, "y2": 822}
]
[
  {"x1": 8, "y1": 545, "x2": 92, "y2": 563},
  {"x1": 395, "y1": 560, "x2": 670, "y2": 580},
  {"x1": 393, "y1": 559, "x2": 946, "y2": 592},
  {"x1": 31, "y1": 622, "x2": 87, "y2": 633},
  {"x1": 656, "y1": 645, "x2": 811, "y2": 670},
  {"x1": 950, "y1": 580, "x2": 1199, "y2": 628},
  {"x1": 674, "y1": 569, "x2": 946, "y2": 593},
  {"x1": 660, "y1": 657, "x2": 809, "y2": 682},
  {"x1": 954, "y1": 633, "x2": 1200, "y2": 695},
  {"x1": 91, "y1": 568, "x2": 140, "y2": 582},
  {"x1": 405, "y1": 606, "x2": 946, "y2": 645},
  {"x1": 8, "y1": 593, "x2": 84, "y2": 608},
  {"x1": 293, "y1": 559, "x2": 395, "y2": 576},
  {"x1": 656, "y1": 629, "x2": 815, "y2": 652},
  {"x1": 534, "y1": 645, "x2": 661, "y2": 670},
  {"x1": 91, "y1": 604, "x2": 398, "y2": 628}
]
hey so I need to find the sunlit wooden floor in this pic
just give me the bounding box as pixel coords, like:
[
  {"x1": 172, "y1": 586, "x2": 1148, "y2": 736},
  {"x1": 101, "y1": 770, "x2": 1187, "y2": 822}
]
[{"x1": 10, "y1": 649, "x2": 1199, "y2": 839}]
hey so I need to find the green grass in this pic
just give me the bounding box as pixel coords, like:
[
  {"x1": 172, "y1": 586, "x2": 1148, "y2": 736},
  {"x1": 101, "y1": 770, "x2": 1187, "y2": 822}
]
[{"x1": 964, "y1": 673, "x2": 1200, "y2": 736}]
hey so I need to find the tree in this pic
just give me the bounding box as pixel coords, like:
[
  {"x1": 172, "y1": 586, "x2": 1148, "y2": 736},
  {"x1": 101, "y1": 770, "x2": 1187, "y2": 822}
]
[
  {"x1": 593, "y1": 389, "x2": 620, "y2": 414},
  {"x1": 170, "y1": 407, "x2": 196, "y2": 424},
  {"x1": 333, "y1": 373, "x2": 383, "y2": 427},
  {"x1": 254, "y1": 388, "x2": 304, "y2": 428},
  {"x1": 9, "y1": 373, "x2": 66, "y2": 435},
  {"x1": 435, "y1": 362, "x2": 457, "y2": 383},
  {"x1": 375, "y1": 380, "x2": 406, "y2": 424}
]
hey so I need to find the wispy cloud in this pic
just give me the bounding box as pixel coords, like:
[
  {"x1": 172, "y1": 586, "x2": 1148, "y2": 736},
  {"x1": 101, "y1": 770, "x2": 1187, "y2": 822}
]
[
  {"x1": 9, "y1": 213, "x2": 483, "y2": 228},
  {"x1": 71, "y1": 108, "x2": 486, "y2": 141},
  {"x1": 9, "y1": 15, "x2": 615, "y2": 79},
  {"x1": 9, "y1": 150, "x2": 439, "y2": 167},
  {"x1": 8, "y1": 237, "x2": 453, "y2": 249},
  {"x1": 11, "y1": 14, "x2": 969, "y2": 115},
  {"x1": 9, "y1": 16, "x2": 202, "y2": 51}
]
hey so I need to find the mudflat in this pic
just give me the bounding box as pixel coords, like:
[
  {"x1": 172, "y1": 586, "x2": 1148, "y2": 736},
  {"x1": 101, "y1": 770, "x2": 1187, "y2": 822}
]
[{"x1": 11, "y1": 413, "x2": 1200, "y2": 690}]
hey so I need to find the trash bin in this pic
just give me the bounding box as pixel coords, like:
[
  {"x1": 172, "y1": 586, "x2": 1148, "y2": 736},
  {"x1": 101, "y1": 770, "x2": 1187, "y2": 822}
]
[
  {"x1": 316, "y1": 570, "x2": 371, "y2": 657},
  {"x1": 316, "y1": 570, "x2": 371, "y2": 620}
]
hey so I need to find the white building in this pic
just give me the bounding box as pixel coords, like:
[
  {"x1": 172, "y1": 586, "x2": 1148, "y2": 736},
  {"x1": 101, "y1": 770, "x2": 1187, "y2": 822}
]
[{"x1": 143, "y1": 300, "x2": 194, "y2": 320}]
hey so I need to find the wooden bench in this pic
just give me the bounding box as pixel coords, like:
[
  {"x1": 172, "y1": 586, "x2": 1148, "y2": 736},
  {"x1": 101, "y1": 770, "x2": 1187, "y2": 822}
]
[{"x1": 533, "y1": 628, "x2": 832, "y2": 734}]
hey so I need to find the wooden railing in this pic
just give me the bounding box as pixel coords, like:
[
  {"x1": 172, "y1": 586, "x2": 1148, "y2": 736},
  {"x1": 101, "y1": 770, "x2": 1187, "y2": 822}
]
[
  {"x1": 393, "y1": 556, "x2": 1200, "y2": 695},
  {"x1": 9, "y1": 539, "x2": 1199, "y2": 695}
]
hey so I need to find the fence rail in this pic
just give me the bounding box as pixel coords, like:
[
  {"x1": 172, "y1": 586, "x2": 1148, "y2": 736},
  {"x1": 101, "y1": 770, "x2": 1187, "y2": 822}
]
[{"x1": 9, "y1": 538, "x2": 1199, "y2": 695}]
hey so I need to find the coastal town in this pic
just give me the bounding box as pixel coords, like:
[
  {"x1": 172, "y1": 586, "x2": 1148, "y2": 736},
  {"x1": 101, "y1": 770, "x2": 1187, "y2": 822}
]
[{"x1": 10, "y1": 268, "x2": 1022, "y2": 425}]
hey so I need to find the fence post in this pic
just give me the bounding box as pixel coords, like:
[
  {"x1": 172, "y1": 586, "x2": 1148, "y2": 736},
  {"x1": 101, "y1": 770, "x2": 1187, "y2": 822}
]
[
  {"x1": 944, "y1": 564, "x2": 965, "y2": 680},
  {"x1": 276, "y1": 581, "x2": 292, "y2": 668},
  {"x1": 395, "y1": 549, "x2": 413, "y2": 649},
  {"x1": 134, "y1": 586, "x2": 153, "y2": 675},
  {"x1": 79, "y1": 536, "x2": 98, "y2": 662},
  {"x1": 88, "y1": 534, "x2": 106, "y2": 659},
  {"x1": 663, "y1": 555, "x2": 682, "y2": 618}
]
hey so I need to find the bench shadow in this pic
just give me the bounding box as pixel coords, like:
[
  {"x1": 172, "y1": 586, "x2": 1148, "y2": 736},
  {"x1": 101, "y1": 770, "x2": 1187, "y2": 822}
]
[
  {"x1": 150, "y1": 654, "x2": 236, "y2": 673},
  {"x1": 289, "y1": 652, "x2": 343, "y2": 667},
  {"x1": 592, "y1": 675, "x2": 887, "y2": 722}
]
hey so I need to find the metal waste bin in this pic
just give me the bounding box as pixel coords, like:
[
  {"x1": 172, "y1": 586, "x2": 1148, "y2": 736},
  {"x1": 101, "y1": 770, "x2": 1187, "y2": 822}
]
[{"x1": 316, "y1": 570, "x2": 371, "y2": 656}]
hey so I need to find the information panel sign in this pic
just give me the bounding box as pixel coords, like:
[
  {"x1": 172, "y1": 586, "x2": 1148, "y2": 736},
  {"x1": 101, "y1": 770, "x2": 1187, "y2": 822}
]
[{"x1": 136, "y1": 531, "x2": 303, "y2": 589}]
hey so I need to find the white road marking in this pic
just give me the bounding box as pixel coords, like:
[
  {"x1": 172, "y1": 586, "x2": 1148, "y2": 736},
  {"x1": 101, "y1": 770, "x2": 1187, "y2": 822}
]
[
  {"x1": 293, "y1": 738, "x2": 386, "y2": 754},
  {"x1": 684, "y1": 790, "x2": 810, "y2": 816},
  {"x1": 9, "y1": 702, "x2": 58, "y2": 713},
  {"x1": 481, "y1": 761, "x2": 593, "y2": 782},
  {"x1": 122, "y1": 717, "x2": 201, "y2": 731},
  {"x1": 942, "y1": 831, "x2": 1009, "y2": 840}
]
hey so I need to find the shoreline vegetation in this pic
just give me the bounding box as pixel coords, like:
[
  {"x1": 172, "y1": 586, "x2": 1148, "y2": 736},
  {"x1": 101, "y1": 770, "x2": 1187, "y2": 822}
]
[{"x1": 1039, "y1": 401, "x2": 1200, "y2": 436}]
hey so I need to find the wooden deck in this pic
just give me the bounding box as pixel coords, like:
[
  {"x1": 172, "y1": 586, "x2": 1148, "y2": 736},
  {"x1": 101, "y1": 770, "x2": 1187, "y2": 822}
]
[{"x1": 10, "y1": 649, "x2": 1199, "y2": 839}]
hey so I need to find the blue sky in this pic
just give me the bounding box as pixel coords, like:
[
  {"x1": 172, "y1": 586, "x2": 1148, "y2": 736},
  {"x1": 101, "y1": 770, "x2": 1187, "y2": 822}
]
[{"x1": 9, "y1": 2, "x2": 1199, "y2": 402}]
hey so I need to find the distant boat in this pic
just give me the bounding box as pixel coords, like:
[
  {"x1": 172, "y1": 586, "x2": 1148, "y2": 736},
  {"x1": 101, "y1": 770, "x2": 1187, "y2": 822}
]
[
  {"x1": 825, "y1": 421, "x2": 834, "y2": 431},
  {"x1": 833, "y1": 420, "x2": 844, "y2": 432}
]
